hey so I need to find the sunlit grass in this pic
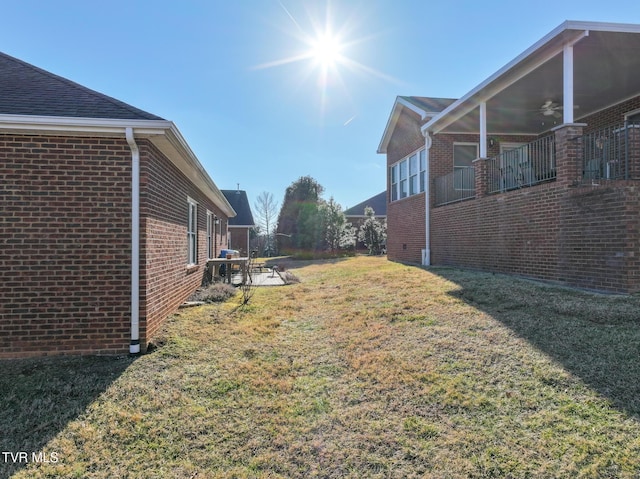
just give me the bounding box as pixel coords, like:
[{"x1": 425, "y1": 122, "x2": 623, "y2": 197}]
[{"x1": 3, "y1": 256, "x2": 640, "y2": 478}]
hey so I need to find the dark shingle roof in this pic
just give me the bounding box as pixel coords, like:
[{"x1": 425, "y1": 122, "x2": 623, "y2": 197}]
[
  {"x1": 344, "y1": 191, "x2": 387, "y2": 217},
  {"x1": 222, "y1": 190, "x2": 255, "y2": 226},
  {"x1": 0, "y1": 51, "x2": 163, "y2": 120}
]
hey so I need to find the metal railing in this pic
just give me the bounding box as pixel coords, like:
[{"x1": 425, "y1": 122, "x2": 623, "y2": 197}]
[
  {"x1": 434, "y1": 167, "x2": 475, "y2": 206},
  {"x1": 487, "y1": 136, "x2": 556, "y2": 194},
  {"x1": 581, "y1": 121, "x2": 640, "y2": 182}
]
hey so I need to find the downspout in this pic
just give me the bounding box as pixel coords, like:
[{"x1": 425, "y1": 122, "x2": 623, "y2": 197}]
[
  {"x1": 125, "y1": 127, "x2": 141, "y2": 355},
  {"x1": 422, "y1": 131, "x2": 432, "y2": 266}
]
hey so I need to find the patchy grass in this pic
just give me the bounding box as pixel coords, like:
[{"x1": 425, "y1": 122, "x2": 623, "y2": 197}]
[
  {"x1": 188, "y1": 282, "x2": 238, "y2": 303},
  {"x1": 3, "y1": 256, "x2": 640, "y2": 478}
]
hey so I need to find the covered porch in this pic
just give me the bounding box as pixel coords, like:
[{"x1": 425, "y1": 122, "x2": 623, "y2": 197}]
[{"x1": 428, "y1": 22, "x2": 640, "y2": 207}]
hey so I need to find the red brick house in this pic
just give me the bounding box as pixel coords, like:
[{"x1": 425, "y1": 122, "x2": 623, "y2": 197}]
[
  {"x1": 344, "y1": 191, "x2": 387, "y2": 251},
  {"x1": 222, "y1": 189, "x2": 255, "y2": 257},
  {"x1": 0, "y1": 52, "x2": 235, "y2": 357},
  {"x1": 379, "y1": 21, "x2": 640, "y2": 293},
  {"x1": 344, "y1": 191, "x2": 387, "y2": 225}
]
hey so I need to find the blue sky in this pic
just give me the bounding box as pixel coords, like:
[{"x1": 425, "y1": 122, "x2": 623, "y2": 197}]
[{"x1": 2, "y1": 0, "x2": 640, "y2": 213}]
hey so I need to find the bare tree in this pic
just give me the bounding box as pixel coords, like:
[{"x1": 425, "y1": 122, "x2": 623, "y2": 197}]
[{"x1": 254, "y1": 191, "x2": 279, "y2": 256}]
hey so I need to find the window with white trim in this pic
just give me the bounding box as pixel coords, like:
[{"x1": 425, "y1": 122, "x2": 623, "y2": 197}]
[
  {"x1": 187, "y1": 198, "x2": 198, "y2": 265},
  {"x1": 409, "y1": 153, "x2": 418, "y2": 195},
  {"x1": 390, "y1": 148, "x2": 426, "y2": 202},
  {"x1": 206, "y1": 211, "x2": 214, "y2": 260},
  {"x1": 419, "y1": 149, "x2": 426, "y2": 192},
  {"x1": 390, "y1": 164, "x2": 399, "y2": 201},
  {"x1": 399, "y1": 160, "x2": 408, "y2": 198}
]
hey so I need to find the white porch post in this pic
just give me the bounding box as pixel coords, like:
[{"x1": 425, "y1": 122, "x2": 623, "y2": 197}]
[
  {"x1": 563, "y1": 44, "x2": 574, "y2": 124},
  {"x1": 422, "y1": 131, "x2": 432, "y2": 266},
  {"x1": 479, "y1": 102, "x2": 487, "y2": 158}
]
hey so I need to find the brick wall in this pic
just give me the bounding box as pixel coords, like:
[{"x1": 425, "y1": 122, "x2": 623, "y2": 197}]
[
  {"x1": 386, "y1": 107, "x2": 426, "y2": 262},
  {"x1": 0, "y1": 134, "x2": 229, "y2": 358},
  {"x1": 228, "y1": 227, "x2": 249, "y2": 256},
  {"x1": 559, "y1": 184, "x2": 640, "y2": 291},
  {"x1": 579, "y1": 96, "x2": 640, "y2": 132},
  {"x1": 139, "y1": 140, "x2": 228, "y2": 348},
  {"x1": 387, "y1": 194, "x2": 425, "y2": 263},
  {"x1": 431, "y1": 179, "x2": 639, "y2": 293},
  {"x1": 0, "y1": 134, "x2": 132, "y2": 357}
]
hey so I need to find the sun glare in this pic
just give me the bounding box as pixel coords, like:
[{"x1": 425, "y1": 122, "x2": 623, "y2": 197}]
[
  {"x1": 253, "y1": 1, "x2": 400, "y2": 118},
  {"x1": 310, "y1": 32, "x2": 343, "y2": 69}
]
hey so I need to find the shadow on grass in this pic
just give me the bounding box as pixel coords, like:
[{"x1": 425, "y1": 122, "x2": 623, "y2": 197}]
[
  {"x1": 0, "y1": 355, "x2": 134, "y2": 477},
  {"x1": 428, "y1": 266, "x2": 640, "y2": 419}
]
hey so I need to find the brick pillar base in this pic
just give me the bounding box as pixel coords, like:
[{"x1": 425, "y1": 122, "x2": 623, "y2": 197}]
[
  {"x1": 553, "y1": 123, "x2": 586, "y2": 187},
  {"x1": 473, "y1": 157, "x2": 488, "y2": 198}
]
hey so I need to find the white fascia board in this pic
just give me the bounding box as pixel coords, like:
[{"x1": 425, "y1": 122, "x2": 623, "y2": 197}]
[
  {"x1": 0, "y1": 114, "x2": 172, "y2": 136},
  {"x1": 159, "y1": 124, "x2": 236, "y2": 218},
  {"x1": 563, "y1": 20, "x2": 640, "y2": 34},
  {"x1": 377, "y1": 97, "x2": 433, "y2": 154},
  {"x1": 377, "y1": 98, "x2": 403, "y2": 154},
  {"x1": 0, "y1": 114, "x2": 236, "y2": 218},
  {"x1": 397, "y1": 97, "x2": 429, "y2": 120},
  {"x1": 421, "y1": 21, "x2": 598, "y2": 135}
]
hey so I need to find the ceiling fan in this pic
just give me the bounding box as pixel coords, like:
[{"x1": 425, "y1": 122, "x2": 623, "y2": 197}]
[
  {"x1": 539, "y1": 100, "x2": 563, "y2": 118},
  {"x1": 539, "y1": 100, "x2": 579, "y2": 118}
]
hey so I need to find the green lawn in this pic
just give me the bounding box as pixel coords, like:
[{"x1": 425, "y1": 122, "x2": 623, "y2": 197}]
[{"x1": 3, "y1": 256, "x2": 640, "y2": 478}]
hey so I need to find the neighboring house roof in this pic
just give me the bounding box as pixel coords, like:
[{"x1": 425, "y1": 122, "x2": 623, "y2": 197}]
[
  {"x1": 0, "y1": 52, "x2": 162, "y2": 120},
  {"x1": 0, "y1": 51, "x2": 235, "y2": 217},
  {"x1": 222, "y1": 190, "x2": 255, "y2": 227},
  {"x1": 344, "y1": 191, "x2": 387, "y2": 218},
  {"x1": 377, "y1": 96, "x2": 456, "y2": 154}
]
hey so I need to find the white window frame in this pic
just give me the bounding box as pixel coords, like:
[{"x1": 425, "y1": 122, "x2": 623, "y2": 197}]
[
  {"x1": 419, "y1": 149, "x2": 426, "y2": 193},
  {"x1": 399, "y1": 160, "x2": 408, "y2": 198},
  {"x1": 206, "y1": 210, "x2": 214, "y2": 260},
  {"x1": 390, "y1": 164, "x2": 399, "y2": 201},
  {"x1": 625, "y1": 109, "x2": 640, "y2": 123},
  {"x1": 409, "y1": 153, "x2": 418, "y2": 195},
  {"x1": 187, "y1": 197, "x2": 198, "y2": 265},
  {"x1": 390, "y1": 147, "x2": 426, "y2": 202}
]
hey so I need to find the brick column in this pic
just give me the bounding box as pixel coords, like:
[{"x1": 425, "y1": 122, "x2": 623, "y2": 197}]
[
  {"x1": 553, "y1": 123, "x2": 586, "y2": 187},
  {"x1": 472, "y1": 157, "x2": 488, "y2": 198}
]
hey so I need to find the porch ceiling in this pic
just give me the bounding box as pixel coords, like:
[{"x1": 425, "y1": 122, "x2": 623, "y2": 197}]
[{"x1": 431, "y1": 24, "x2": 640, "y2": 136}]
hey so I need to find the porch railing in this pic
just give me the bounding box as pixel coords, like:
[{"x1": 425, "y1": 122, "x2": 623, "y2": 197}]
[
  {"x1": 434, "y1": 167, "x2": 475, "y2": 206},
  {"x1": 487, "y1": 135, "x2": 556, "y2": 194},
  {"x1": 581, "y1": 121, "x2": 640, "y2": 182}
]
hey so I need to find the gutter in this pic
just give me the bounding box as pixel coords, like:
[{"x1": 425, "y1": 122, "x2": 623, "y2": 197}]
[
  {"x1": 125, "y1": 128, "x2": 141, "y2": 355},
  {"x1": 422, "y1": 132, "x2": 432, "y2": 266}
]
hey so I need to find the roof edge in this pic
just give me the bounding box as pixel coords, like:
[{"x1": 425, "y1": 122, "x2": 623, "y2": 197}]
[
  {"x1": 377, "y1": 97, "x2": 427, "y2": 154},
  {"x1": 0, "y1": 114, "x2": 235, "y2": 217},
  {"x1": 421, "y1": 20, "x2": 640, "y2": 135}
]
